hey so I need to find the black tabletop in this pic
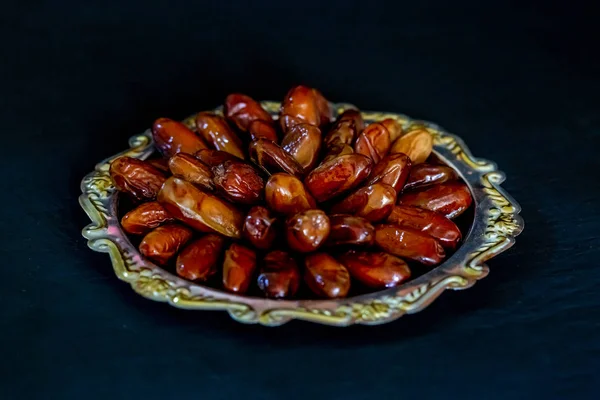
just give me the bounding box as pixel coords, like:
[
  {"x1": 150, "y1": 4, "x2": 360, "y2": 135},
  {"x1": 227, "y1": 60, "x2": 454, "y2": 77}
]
[{"x1": 2, "y1": 1, "x2": 599, "y2": 399}]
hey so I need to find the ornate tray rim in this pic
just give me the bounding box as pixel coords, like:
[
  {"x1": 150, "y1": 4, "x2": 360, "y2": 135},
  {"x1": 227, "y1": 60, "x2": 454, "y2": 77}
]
[{"x1": 79, "y1": 101, "x2": 524, "y2": 326}]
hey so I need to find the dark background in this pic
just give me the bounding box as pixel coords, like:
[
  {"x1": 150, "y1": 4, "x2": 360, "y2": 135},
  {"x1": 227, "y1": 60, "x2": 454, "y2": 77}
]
[{"x1": 1, "y1": 0, "x2": 599, "y2": 398}]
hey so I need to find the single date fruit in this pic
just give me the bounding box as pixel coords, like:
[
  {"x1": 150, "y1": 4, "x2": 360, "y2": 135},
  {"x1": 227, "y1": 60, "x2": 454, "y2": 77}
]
[
  {"x1": 330, "y1": 183, "x2": 397, "y2": 222},
  {"x1": 224, "y1": 93, "x2": 273, "y2": 132},
  {"x1": 366, "y1": 153, "x2": 412, "y2": 194},
  {"x1": 354, "y1": 122, "x2": 391, "y2": 164},
  {"x1": 168, "y1": 153, "x2": 214, "y2": 191},
  {"x1": 325, "y1": 214, "x2": 375, "y2": 247},
  {"x1": 265, "y1": 173, "x2": 316, "y2": 215},
  {"x1": 121, "y1": 201, "x2": 174, "y2": 235},
  {"x1": 397, "y1": 182, "x2": 472, "y2": 219},
  {"x1": 152, "y1": 117, "x2": 208, "y2": 157},
  {"x1": 304, "y1": 154, "x2": 372, "y2": 202},
  {"x1": 139, "y1": 224, "x2": 193, "y2": 266},
  {"x1": 374, "y1": 224, "x2": 445, "y2": 265},
  {"x1": 404, "y1": 163, "x2": 458, "y2": 191},
  {"x1": 212, "y1": 160, "x2": 265, "y2": 204},
  {"x1": 304, "y1": 253, "x2": 351, "y2": 298},
  {"x1": 387, "y1": 205, "x2": 462, "y2": 249},
  {"x1": 281, "y1": 123, "x2": 322, "y2": 171},
  {"x1": 222, "y1": 243, "x2": 257, "y2": 294},
  {"x1": 338, "y1": 250, "x2": 411, "y2": 289},
  {"x1": 390, "y1": 128, "x2": 433, "y2": 164},
  {"x1": 286, "y1": 210, "x2": 330, "y2": 253},
  {"x1": 176, "y1": 234, "x2": 226, "y2": 281},
  {"x1": 243, "y1": 206, "x2": 278, "y2": 250},
  {"x1": 257, "y1": 251, "x2": 300, "y2": 298},
  {"x1": 248, "y1": 138, "x2": 304, "y2": 177},
  {"x1": 109, "y1": 156, "x2": 166, "y2": 201},
  {"x1": 195, "y1": 112, "x2": 245, "y2": 159}
]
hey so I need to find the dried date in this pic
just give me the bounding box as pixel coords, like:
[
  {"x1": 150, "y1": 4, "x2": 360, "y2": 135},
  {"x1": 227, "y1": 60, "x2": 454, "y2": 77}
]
[
  {"x1": 242, "y1": 206, "x2": 277, "y2": 250},
  {"x1": 354, "y1": 122, "x2": 391, "y2": 164},
  {"x1": 374, "y1": 224, "x2": 445, "y2": 265},
  {"x1": 152, "y1": 117, "x2": 208, "y2": 157},
  {"x1": 281, "y1": 123, "x2": 322, "y2": 171},
  {"x1": 248, "y1": 138, "x2": 304, "y2": 177},
  {"x1": 222, "y1": 243, "x2": 257, "y2": 294},
  {"x1": 404, "y1": 163, "x2": 458, "y2": 191},
  {"x1": 139, "y1": 224, "x2": 193, "y2": 266},
  {"x1": 168, "y1": 153, "x2": 214, "y2": 191},
  {"x1": 212, "y1": 160, "x2": 265, "y2": 204},
  {"x1": 304, "y1": 253, "x2": 351, "y2": 298},
  {"x1": 195, "y1": 112, "x2": 245, "y2": 159},
  {"x1": 257, "y1": 250, "x2": 300, "y2": 298},
  {"x1": 366, "y1": 153, "x2": 412, "y2": 194},
  {"x1": 224, "y1": 93, "x2": 273, "y2": 132},
  {"x1": 387, "y1": 205, "x2": 462, "y2": 249},
  {"x1": 286, "y1": 210, "x2": 330, "y2": 253},
  {"x1": 337, "y1": 250, "x2": 411, "y2": 288},
  {"x1": 330, "y1": 183, "x2": 397, "y2": 222},
  {"x1": 109, "y1": 156, "x2": 166, "y2": 201},
  {"x1": 265, "y1": 173, "x2": 316, "y2": 215},
  {"x1": 397, "y1": 182, "x2": 472, "y2": 219},
  {"x1": 304, "y1": 154, "x2": 372, "y2": 202},
  {"x1": 176, "y1": 234, "x2": 226, "y2": 281},
  {"x1": 121, "y1": 201, "x2": 174, "y2": 235},
  {"x1": 325, "y1": 214, "x2": 375, "y2": 247}
]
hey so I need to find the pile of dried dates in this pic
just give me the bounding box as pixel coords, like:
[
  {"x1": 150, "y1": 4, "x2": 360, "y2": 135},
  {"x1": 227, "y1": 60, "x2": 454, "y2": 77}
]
[{"x1": 109, "y1": 86, "x2": 473, "y2": 299}]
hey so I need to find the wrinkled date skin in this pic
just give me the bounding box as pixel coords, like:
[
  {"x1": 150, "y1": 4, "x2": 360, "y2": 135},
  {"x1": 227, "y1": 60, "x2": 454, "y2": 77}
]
[
  {"x1": 265, "y1": 173, "x2": 316, "y2": 215},
  {"x1": 338, "y1": 251, "x2": 411, "y2": 288},
  {"x1": 281, "y1": 123, "x2": 322, "y2": 171},
  {"x1": 224, "y1": 93, "x2": 273, "y2": 132},
  {"x1": 286, "y1": 210, "x2": 330, "y2": 253},
  {"x1": 323, "y1": 109, "x2": 363, "y2": 149},
  {"x1": 257, "y1": 251, "x2": 300, "y2": 299},
  {"x1": 280, "y1": 85, "x2": 331, "y2": 132},
  {"x1": 381, "y1": 118, "x2": 403, "y2": 142},
  {"x1": 168, "y1": 153, "x2": 214, "y2": 191},
  {"x1": 325, "y1": 214, "x2": 375, "y2": 247},
  {"x1": 248, "y1": 120, "x2": 279, "y2": 143},
  {"x1": 195, "y1": 112, "x2": 245, "y2": 159},
  {"x1": 304, "y1": 154, "x2": 372, "y2": 202},
  {"x1": 212, "y1": 160, "x2": 265, "y2": 204},
  {"x1": 387, "y1": 205, "x2": 462, "y2": 249},
  {"x1": 248, "y1": 138, "x2": 304, "y2": 177},
  {"x1": 366, "y1": 153, "x2": 412, "y2": 194},
  {"x1": 374, "y1": 224, "x2": 445, "y2": 265},
  {"x1": 139, "y1": 224, "x2": 193, "y2": 266},
  {"x1": 195, "y1": 149, "x2": 241, "y2": 167},
  {"x1": 152, "y1": 117, "x2": 208, "y2": 157},
  {"x1": 338, "y1": 109, "x2": 365, "y2": 135},
  {"x1": 176, "y1": 234, "x2": 226, "y2": 281},
  {"x1": 222, "y1": 243, "x2": 257, "y2": 294},
  {"x1": 157, "y1": 177, "x2": 244, "y2": 238},
  {"x1": 404, "y1": 163, "x2": 458, "y2": 191},
  {"x1": 109, "y1": 156, "x2": 167, "y2": 201},
  {"x1": 390, "y1": 128, "x2": 433, "y2": 164},
  {"x1": 243, "y1": 206, "x2": 277, "y2": 250},
  {"x1": 304, "y1": 253, "x2": 351, "y2": 298},
  {"x1": 354, "y1": 122, "x2": 391, "y2": 164},
  {"x1": 330, "y1": 183, "x2": 397, "y2": 222},
  {"x1": 397, "y1": 182, "x2": 473, "y2": 219},
  {"x1": 121, "y1": 201, "x2": 174, "y2": 235}
]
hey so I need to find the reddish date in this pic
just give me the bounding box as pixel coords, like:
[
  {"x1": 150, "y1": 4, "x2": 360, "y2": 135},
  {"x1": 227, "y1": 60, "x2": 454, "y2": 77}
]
[
  {"x1": 304, "y1": 154, "x2": 372, "y2": 202},
  {"x1": 109, "y1": 156, "x2": 166, "y2": 201},
  {"x1": 338, "y1": 251, "x2": 411, "y2": 288},
  {"x1": 243, "y1": 206, "x2": 277, "y2": 250},
  {"x1": 366, "y1": 153, "x2": 412, "y2": 194},
  {"x1": 176, "y1": 234, "x2": 226, "y2": 281},
  {"x1": 121, "y1": 201, "x2": 174, "y2": 235},
  {"x1": 381, "y1": 118, "x2": 403, "y2": 142},
  {"x1": 330, "y1": 183, "x2": 397, "y2": 222},
  {"x1": 286, "y1": 210, "x2": 330, "y2": 253},
  {"x1": 325, "y1": 214, "x2": 375, "y2": 247},
  {"x1": 139, "y1": 224, "x2": 192, "y2": 266},
  {"x1": 168, "y1": 153, "x2": 214, "y2": 191},
  {"x1": 304, "y1": 253, "x2": 351, "y2": 298},
  {"x1": 257, "y1": 251, "x2": 301, "y2": 298},
  {"x1": 404, "y1": 163, "x2": 458, "y2": 191},
  {"x1": 248, "y1": 120, "x2": 279, "y2": 143},
  {"x1": 248, "y1": 138, "x2": 304, "y2": 177},
  {"x1": 281, "y1": 123, "x2": 322, "y2": 171},
  {"x1": 390, "y1": 128, "x2": 433, "y2": 164},
  {"x1": 265, "y1": 173, "x2": 316, "y2": 215},
  {"x1": 195, "y1": 112, "x2": 245, "y2": 159},
  {"x1": 387, "y1": 205, "x2": 462, "y2": 249},
  {"x1": 397, "y1": 182, "x2": 472, "y2": 219},
  {"x1": 323, "y1": 109, "x2": 363, "y2": 149},
  {"x1": 194, "y1": 149, "x2": 241, "y2": 167},
  {"x1": 212, "y1": 160, "x2": 265, "y2": 204},
  {"x1": 152, "y1": 117, "x2": 208, "y2": 157},
  {"x1": 157, "y1": 177, "x2": 244, "y2": 238},
  {"x1": 374, "y1": 224, "x2": 445, "y2": 265},
  {"x1": 354, "y1": 122, "x2": 391, "y2": 164},
  {"x1": 146, "y1": 157, "x2": 171, "y2": 173},
  {"x1": 280, "y1": 85, "x2": 331, "y2": 132},
  {"x1": 224, "y1": 93, "x2": 273, "y2": 132},
  {"x1": 222, "y1": 243, "x2": 257, "y2": 294}
]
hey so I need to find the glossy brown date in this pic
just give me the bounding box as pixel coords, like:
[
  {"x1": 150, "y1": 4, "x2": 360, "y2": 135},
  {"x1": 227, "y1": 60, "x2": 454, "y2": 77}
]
[
  {"x1": 337, "y1": 250, "x2": 411, "y2": 288},
  {"x1": 139, "y1": 224, "x2": 192, "y2": 266},
  {"x1": 195, "y1": 112, "x2": 245, "y2": 159},
  {"x1": 323, "y1": 109, "x2": 363, "y2": 149},
  {"x1": 322, "y1": 142, "x2": 354, "y2": 163},
  {"x1": 212, "y1": 160, "x2": 265, "y2": 204},
  {"x1": 354, "y1": 122, "x2": 391, "y2": 164},
  {"x1": 366, "y1": 153, "x2": 412, "y2": 194},
  {"x1": 404, "y1": 163, "x2": 458, "y2": 191},
  {"x1": 325, "y1": 214, "x2": 375, "y2": 247},
  {"x1": 304, "y1": 154, "x2": 372, "y2": 202},
  {"x1": 224, "y1": 93, "x2": 273, "y2": 132},
  {"x1": 176, "y1": 234, "x2": 226, "y2": 281},
  {"x1": 281, "y1": 123, "x2": 322, "y2": 171},
  {"x1": 109, "y1": 156, "x2": 167, "y2": 201},
  {"x1": 397, "y1": 182, "x2": 473, "y2": 219},
  {"x1": 222, "y1": 243, "x2": 257, "y2": 294},
  {"x1": 248, "y1": 120, "x2": 279, "y2": 143},
  {"x1": 248, "y1": 138, "x2": 304, "y2": 177},
  {"x1": 381, "y1": 118, "x2": 403, "y2": 142},
  {"x1": 146, "y1": 157, "x2": 171, "y2": 173},
  {"x1": 374, "y1": 224, "x2": 445, "y2": 265},
  {"x1": 280, "y1": 85, "x2": 331, "y2": 132},
  {"x1": 257, "y1": 250, "x2": 300, "y2": 299},
  {"x1": 286, "y1": 210, "x2": 330, "y2": 253},
  {"x1": 387, "y1": 205, "x2": 462, "y2": 249},
  {"x1": 242, "y1": 206, "x2": 277, "y2": 250},
  {"x1": 194, "y1": 149, "x2": 241, "y2": 167},
  {"x1": 390, "y1": 128, "x2": 433, "y2": 164},
  {"x1": 157, "y1": 177, "x2": 244, "y2": 238},
  {"x1": 304, "y1": 253, "x2": 351, "y2": 298},
  {"x1": 330, "y1": 183, "x2": 397, "y2": 222},
  {"x1": 121, "y1": 201, "x2": 174, "y2": 235},
  {"x1": 152, "y1": 117, "x2": 208, "y2": 157},
  {"x1": 264, "y1": 173, "x2": 316, "y2": 215},
  {"x1": 337, "y1": 109, "x2": 365, "y2": 134},
  {"x1": 168, "y1": 153, "x2": 214, "y2": 191}
]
